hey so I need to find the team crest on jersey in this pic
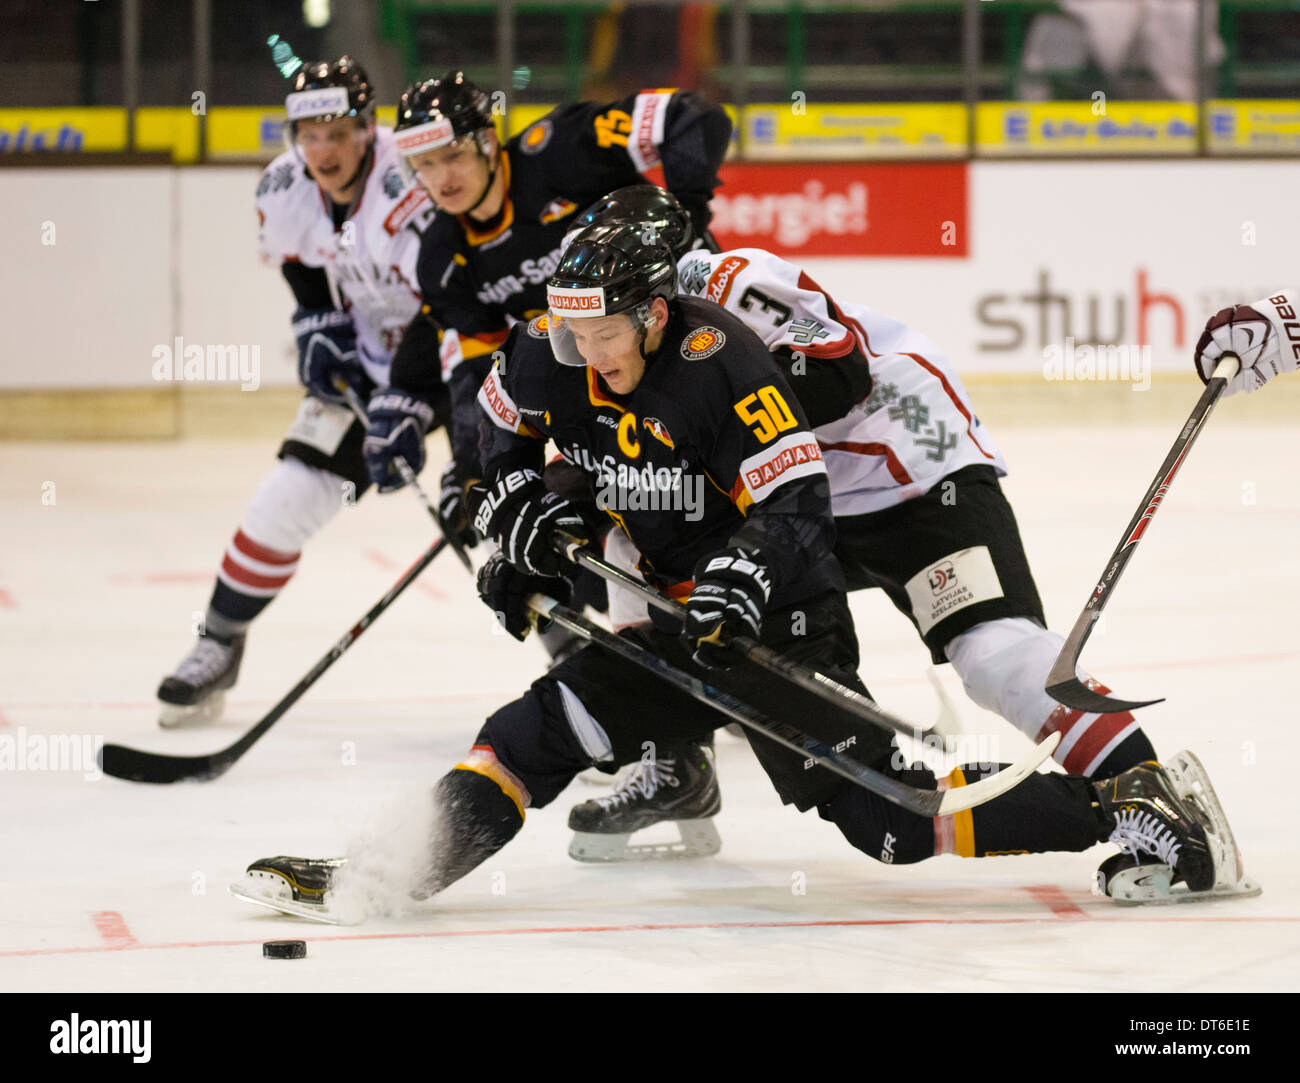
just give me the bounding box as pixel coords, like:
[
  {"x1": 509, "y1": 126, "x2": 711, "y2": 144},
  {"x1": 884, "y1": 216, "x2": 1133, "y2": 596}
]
[
  {"x1": 527, "y1": 314, "x2": 552, "y2": 338},
  {"x1": 681, "y1": 327, "x2": 726, "y2": 359},
  {"x1": 521, "y1": 119, "x2": 553, "y2": 155},
  {"x1": 643, "y1": 417, "x2": 674, "y2": 449},
  {"x1": 382, "y1": 168, "x2": 404, "y2": 199},
  {"x1": 678, "y1": 257, "x2": 709, "y2": 296},
  {"x1": 539, "y1": 198, "x2": 577, "y2": 225}
]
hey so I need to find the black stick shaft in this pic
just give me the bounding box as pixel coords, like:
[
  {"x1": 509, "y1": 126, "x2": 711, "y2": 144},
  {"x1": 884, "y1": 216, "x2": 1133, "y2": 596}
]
[
  {"x1": 1045, "y1": 354, "x2": 1240, "y2": 711},
  {"x1": 554, "y1": 532, "x2": 924, "y2": 742},
  {"x1": 100, "y1": 538, "x2": 449, "y2": 783}
]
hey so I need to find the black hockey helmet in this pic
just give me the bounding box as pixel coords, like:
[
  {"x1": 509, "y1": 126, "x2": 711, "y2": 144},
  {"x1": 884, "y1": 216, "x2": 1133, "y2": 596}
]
[
  {"x1": 394, "y1": 71, "x2": 495, "y2": 158},
  {"x1": 569, "y1": 185, "x2": 696, "y2": 261},
  {"x1": 284, "y1": 55, "x2": 375, "y2": 129},
  {"x1": 546, "y1": 220, "x2": 678, "y2": 367}
]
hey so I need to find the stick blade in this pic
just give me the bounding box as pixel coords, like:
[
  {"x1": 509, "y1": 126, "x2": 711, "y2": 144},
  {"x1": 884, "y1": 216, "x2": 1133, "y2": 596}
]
[
  {"x1": 98, "y1": 742, "x2": 229, "y2": 784},
  {"x1": 1045, "y1": 677, "x2": 1164, "y2": 714},
  {"x1": 935, "y1": 732, "x2": 1061, "y2": 816}
]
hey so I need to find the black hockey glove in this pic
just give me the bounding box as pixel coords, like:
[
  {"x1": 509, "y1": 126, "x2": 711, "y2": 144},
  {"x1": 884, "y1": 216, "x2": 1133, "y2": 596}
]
[
  {"x1": 477, "y1": 552, "x2": 571, "y2": 641},
  {"x1": 362, "y1": 390, "x2": 434, "y2": 492},
  {"x1": 437, "y1": 461, "x2": 480, "y2": 550},
  {"x1": 472, "y1": 468, "x2": 588, "y2": 576},
  {"x1": 681, "y1": 548, "x2": 772, "y2": 670},
  {"x1": 293, "y1": 306, "x2": 367, "y2": 405}
]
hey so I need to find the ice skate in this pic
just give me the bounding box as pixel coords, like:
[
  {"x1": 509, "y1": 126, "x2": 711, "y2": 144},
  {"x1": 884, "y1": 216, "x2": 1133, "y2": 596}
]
[
  {"x1": 567, "y1": 741, "x2": 721, "y2": 862},
  {"x1": 230, "y1": 855, "x2": 349, "y2": 924},
  {"x1": 1092, "y1": 752, "x2": 1260, "y2": 905},
  {"x1": 156, "y1": 632, "x2": 246, "y2": 728}
]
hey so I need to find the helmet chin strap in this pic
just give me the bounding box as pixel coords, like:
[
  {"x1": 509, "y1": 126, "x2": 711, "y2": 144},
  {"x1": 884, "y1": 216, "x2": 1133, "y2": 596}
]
[{"x1": 461, "y1": 136, "x2": 501, "y2": 217}]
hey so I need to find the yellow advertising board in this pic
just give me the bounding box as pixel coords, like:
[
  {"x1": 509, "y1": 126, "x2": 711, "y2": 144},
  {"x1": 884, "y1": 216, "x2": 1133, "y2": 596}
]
[
  {"x1": 7, "y1": 102, "x2": 1300, "y2": 162},
  {"x1": 741, "y1": 102, "x2": 967, "y2": 159},
  {"x1": 976, "y1": 101, "x2": 1200, "y2": 154},
  {"x1": 1206, "y1": 100, "x2": 1300, "y2": 153},
  {"x1": 0, "y1": 109, "x2": 127, "y2": 153}
]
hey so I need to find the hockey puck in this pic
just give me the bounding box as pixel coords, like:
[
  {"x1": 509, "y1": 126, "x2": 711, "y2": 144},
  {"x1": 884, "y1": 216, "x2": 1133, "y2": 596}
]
[{"x1": 262, "y1": 939, "x2": 306, "y2": 960}]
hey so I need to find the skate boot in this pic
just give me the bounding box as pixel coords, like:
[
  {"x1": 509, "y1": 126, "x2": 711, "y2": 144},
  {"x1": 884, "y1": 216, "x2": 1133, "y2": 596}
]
[
  {"x1": 568, "y1": 740, "x2": 721, "y2": 862},
  {"x1": 1092, "y1": 752, "x2": 1260, "y2": 905},
  {"x1": 156, "y1": 631, "x2": 245, "y2": 728},
  {"x1": 230, "y1": 855, "x2": 347, "y2": 923}
]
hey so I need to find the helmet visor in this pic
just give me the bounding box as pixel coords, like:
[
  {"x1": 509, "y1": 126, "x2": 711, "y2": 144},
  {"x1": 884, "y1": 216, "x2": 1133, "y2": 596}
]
[{"x1": 547, "y1": 309, "x2": 643, "y2": 369}]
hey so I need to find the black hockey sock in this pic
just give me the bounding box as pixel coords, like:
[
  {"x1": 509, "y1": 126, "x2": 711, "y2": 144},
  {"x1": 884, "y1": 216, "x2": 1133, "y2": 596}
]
[
  {"x1": 1088, "y1": 729, "x2": 1158, "y2": 778},
  {"x1": 209, "y1": 581, "x2": 270, "y2": 629},
  {"x1": 939, "y1": 765, "x2": 1105, "y2": 857},
  {"x1": 418, "y1": 768, "x2": 525, "y2": 897}
]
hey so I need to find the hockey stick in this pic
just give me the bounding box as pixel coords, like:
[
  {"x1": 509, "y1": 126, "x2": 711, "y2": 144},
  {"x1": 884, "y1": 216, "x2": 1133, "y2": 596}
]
[
  {"x1": 529, "y1": 594, "x2": 1059, "y2": 816},
  {"x1": 554, "y1": 531, "x2": 1021, "y2": 751},
  {"x1": 100, "y1": 537, "x2": 451, "y2": 784},
  {"x1": 1045, "y1": 353, "x2": 1242, "y2": 713},
  {"x1": 338, "y1": 384, "x2": 473, "y2": 573}
]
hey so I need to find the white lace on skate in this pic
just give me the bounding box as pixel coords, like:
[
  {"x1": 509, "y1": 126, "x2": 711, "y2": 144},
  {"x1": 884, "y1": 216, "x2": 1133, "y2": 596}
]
[
  {"x1": 170, "y1": 636, "x2": 235, "y2": 687},
  {"x1": 1100, "y1": 751, "x2": 1262, "y2": 906},
  {"x1": 596, "y1": 757, "x2": 680, "y2": 811},
  {"x1": 1109, "y1": 807, "x2": 1182, "y2": 867},
  {"x1": 568, "y1": 755, "x2": 720, "y2": 863}
]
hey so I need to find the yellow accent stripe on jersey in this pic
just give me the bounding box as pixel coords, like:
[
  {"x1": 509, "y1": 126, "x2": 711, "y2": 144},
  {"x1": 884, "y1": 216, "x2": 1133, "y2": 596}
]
[
  {"x1": 459, "y1": 329, "x2": 511, "y2": 361},
  {"x1": 586, "y1": 366, "x2": 625, "y2": 412},
  {"x1": 455, "y1": 748, "x2": 529, "y2": 820},
  {"x1": 946, "y1": 767, "x2": 977, "y2": 857}
]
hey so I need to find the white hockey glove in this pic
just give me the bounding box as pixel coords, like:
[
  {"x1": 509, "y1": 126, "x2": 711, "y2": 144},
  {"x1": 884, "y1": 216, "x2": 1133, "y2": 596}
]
[{"x1": 1194, "y1": 289, "x2": 1300, "y2": 397}]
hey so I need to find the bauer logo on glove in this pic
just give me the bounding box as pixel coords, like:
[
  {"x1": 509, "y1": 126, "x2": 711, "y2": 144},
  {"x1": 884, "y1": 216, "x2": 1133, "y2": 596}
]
[{"x1": 1193, "y1": 288, "x2": 1300, "y2": 397}]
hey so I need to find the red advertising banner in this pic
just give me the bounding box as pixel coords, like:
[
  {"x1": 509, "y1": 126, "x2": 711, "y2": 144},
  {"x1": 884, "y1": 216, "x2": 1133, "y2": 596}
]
[{"x1": 707, "y1": 162, "x2": 968, "y2": 258}]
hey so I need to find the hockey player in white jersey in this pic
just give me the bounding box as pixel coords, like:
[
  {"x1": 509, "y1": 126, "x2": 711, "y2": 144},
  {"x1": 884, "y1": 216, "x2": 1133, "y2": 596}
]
[
  {"x1": 155, "y1": 56, "x2": 438, "y2": 726},
  {"x1": 559, "y1": 187, "x2": 1255, "y2": 904}
]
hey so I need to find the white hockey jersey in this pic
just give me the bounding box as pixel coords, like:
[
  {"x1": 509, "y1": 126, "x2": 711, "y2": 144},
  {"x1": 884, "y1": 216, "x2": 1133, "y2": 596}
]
[
  {"x1": 256, "y1": 127, "x2": 436, "y2": 385},
  {"x1": 675, "y1": 247, "x2": 1007, "y2": 517}
]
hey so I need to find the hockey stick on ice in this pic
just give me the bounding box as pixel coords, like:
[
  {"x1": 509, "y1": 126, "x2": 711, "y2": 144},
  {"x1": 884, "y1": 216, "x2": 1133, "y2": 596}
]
[
  {"x1": 338, "y1": 384, "x2": 473, "y2": 574},
  {"x1": 99, "y1": 537, "x2": 451, "y2": 784},
  {"x1": 1045, "y1": 353, "x2": 1241, "y2": 714},
  {"x1": 529, "y1": 594, "x2": 1059, "y2": 817}
]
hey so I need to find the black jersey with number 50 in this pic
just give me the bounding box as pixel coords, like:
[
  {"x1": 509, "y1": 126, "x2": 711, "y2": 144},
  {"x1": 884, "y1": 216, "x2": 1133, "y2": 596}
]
[{"x1": 478, "y1": 296, "x2": 843, "y2": 607}]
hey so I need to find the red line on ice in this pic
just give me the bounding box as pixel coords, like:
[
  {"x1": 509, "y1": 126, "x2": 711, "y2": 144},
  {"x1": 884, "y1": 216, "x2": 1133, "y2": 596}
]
[
  {"x1": 0, "y1": 588, "x2": 15, "y2": 608},
  {"x1": 5, "y1": 914, "x2": 1296, "y2": 959},
  {"x1": 90, "y1": 911, "x2": 137, "y2": 947},
  {"x1": 363, "y1": 549, "x2": 447, "y2": 601},
  {"x1": 1023, "y1": 885, "x2": 1090, "y2": 919},
  {"x1": 106, "y1": 573, "x2": 217, "y2": 585}
]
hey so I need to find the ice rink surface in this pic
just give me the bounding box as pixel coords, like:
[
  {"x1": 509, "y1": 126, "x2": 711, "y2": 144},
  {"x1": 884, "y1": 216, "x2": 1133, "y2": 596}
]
[{"x1": 2, "y1": 415, "x2": 1298, "y2": 993}]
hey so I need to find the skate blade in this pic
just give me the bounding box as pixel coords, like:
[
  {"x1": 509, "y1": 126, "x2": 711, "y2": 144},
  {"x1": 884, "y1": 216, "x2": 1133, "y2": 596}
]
[
  {"x1": 568, "y1": 819, "x2": 721, "y2": 863},
  {"x1": 1165, "y1": 749, "x2": 1253, "y2": 891},
  {"x1": 229, "y1": 879, "x2": 353, "y2": 925},
  {"x1": 1109, "y1": 878, "x2": 1263, "y2": 907},
  {"x1": 158, "y1": 691, "x2": 226, "y2": 729}
]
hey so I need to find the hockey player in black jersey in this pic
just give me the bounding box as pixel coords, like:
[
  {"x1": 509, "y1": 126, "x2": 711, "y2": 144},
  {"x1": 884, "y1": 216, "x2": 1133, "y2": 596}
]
[
  {"x1": 559, "y1": 187, "x2": 1198, "y2": 877},
  {"x1": 359, "y1": 71, "x2": 731, "y2": 549},
  {"x1": 237, "y1": 222, "x2": 1254, "y2": 918}
]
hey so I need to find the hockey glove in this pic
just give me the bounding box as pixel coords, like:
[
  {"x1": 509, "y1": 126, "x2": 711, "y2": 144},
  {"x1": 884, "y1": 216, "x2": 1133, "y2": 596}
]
[
  {"x1": 681, "y1": 548, "x2": 772, "y2": 670},
  {"x1": 293, "y1": 306, "x2": 367, "y2": 405},
  {"x1": 362, "y1": 390, "x2": 435, "y2": 493},
  {"x1": 438, "y1": 461, "x2": 480, "y2": 550},
  {"x1": 1194, "y1": 289, "x2": 1300, "y2": 397},
  {"x1": 477, "y1": 552, "x2": 572, "y2": 641},
  {"x1": 473, "y1": 468, "x2": 588, "y2": 576}
]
